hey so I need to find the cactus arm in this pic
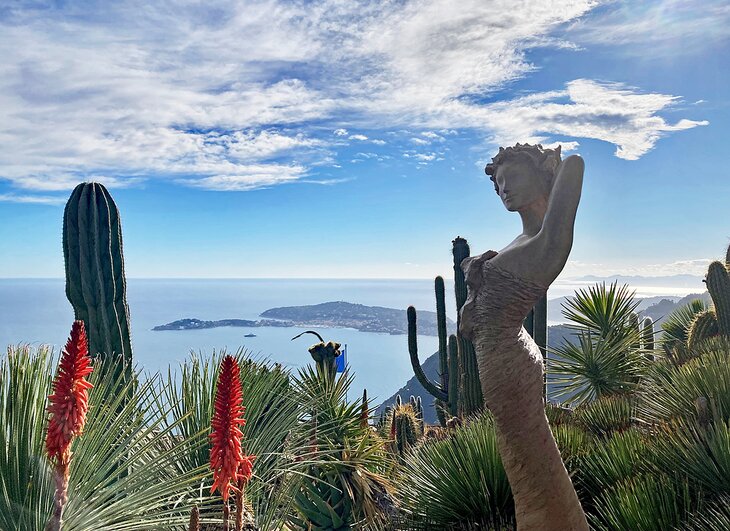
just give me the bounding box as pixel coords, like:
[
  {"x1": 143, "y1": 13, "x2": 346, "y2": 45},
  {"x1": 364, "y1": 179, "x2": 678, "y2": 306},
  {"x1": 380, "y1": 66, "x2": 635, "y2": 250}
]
[
  {"x1": 407, "y1": 306, "x2": 447, "y2": 401},
  {"x1": 707, "y1": 261, "x2": 730, "y2": 336}
]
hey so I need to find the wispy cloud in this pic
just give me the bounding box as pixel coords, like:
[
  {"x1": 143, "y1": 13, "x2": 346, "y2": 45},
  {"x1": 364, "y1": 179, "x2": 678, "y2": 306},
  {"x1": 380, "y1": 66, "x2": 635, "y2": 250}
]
[
  {"x1": 0, "y1": 193, "x2": 65, "y2": 205},
  {"x1": 0, "y1": 0, "x2": 709, "y2": 197},
  {"x1": 571, "y1": 0, "x2": 730, "y2": 55}
]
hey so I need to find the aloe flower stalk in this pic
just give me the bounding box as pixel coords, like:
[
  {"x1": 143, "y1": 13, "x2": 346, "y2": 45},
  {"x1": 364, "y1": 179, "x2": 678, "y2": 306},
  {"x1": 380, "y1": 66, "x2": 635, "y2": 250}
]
[
  {"x1": 45, "y1": 320, "x2": 94, "y2": 531},
  {"x1": 210, "y1": 355, "x2": 256, "y2": 531},
  {"x1": 234, "y1": 456, "x2": 256, "y2": 531}
]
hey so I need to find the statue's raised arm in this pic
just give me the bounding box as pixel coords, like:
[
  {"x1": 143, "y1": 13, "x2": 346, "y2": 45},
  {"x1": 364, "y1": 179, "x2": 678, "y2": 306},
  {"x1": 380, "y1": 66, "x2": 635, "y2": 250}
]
[
  {"x1": 483, "y1": 143, "x2": 584, "y2": 287},
  {"x1": 461, "y1": 143, "x2": 588, "y2": 531}
]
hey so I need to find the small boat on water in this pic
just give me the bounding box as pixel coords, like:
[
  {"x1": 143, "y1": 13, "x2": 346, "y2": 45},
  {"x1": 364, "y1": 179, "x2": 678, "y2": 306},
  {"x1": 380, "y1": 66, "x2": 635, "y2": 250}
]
[{"x1": 244, "y1": 333, "x2": 257, "y2": 338}]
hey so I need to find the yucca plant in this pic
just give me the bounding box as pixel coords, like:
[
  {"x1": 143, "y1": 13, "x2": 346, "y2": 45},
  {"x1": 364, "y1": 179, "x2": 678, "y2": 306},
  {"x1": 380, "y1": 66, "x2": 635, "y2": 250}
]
[
  {"x1": 561, "y1": 282, "x2": 640, "y2": 341},
  {"x1": 550, "y1": 329, "x2": 646, "y2": 405},
  {"x1": 1, "y1": 344, "x2": 208, "y2": 530},
  {"x1": 550, "y1": 282, "x2": 649, "y2": 406},
  {"x1": 397, "y1": 413, "x2": 514, "y2": 530}
]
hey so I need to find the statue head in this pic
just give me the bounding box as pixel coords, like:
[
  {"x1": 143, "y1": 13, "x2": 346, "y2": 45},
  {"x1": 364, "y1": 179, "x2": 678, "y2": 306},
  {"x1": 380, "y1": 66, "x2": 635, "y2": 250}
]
[{"x1": 485, "y1": 143, "x2": 562, "y2": 212}]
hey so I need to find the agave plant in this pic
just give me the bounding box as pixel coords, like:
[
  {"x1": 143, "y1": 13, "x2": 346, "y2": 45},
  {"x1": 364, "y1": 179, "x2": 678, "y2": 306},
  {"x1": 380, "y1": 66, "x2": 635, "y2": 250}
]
[
  {"x1": 1, "y1": 344, "x2": 207, "y2": 531},
  {"x1": 397, "y1": 413, "x2": 514, "y2": 530},
  {"x1": 575, "y1": 395, "x2": 635, "y2": 437},
  {"x1": 290, "y1": 364, "x2": 393, "y2": 530}
]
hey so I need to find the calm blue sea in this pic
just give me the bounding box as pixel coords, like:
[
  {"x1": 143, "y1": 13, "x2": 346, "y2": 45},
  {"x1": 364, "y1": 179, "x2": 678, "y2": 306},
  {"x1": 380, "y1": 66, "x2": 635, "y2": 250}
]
[{"x1": 0, "y1": 279, "x2": 451, "y2": 402}]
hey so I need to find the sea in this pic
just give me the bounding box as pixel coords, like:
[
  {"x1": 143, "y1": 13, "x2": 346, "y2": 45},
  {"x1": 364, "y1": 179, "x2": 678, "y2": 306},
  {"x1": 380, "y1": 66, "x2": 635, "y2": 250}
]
[{"x1": 0, "y1": 278, "x2": 702, "y2": 403}]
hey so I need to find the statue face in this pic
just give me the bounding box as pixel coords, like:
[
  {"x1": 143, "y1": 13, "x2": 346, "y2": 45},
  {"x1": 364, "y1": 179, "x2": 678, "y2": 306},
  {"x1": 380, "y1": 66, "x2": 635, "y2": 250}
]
[{"x1": 494, "y1": 159, "x2": 549, "y2": 212}]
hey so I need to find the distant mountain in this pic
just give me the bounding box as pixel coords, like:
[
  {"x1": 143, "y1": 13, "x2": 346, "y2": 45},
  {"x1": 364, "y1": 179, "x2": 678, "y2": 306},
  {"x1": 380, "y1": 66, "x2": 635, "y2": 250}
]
[
  {"x1": 548, "y1": 295, "x2": 684, "y2": 325},
  {"x1": 570, "y1": 274, "x2": 704, "y2": 289},
  {"x1": 640, "y1": 292, "x2": 712, "y2": 327},
  {"x1": 155, "y1": 301, "x2": 454, "y2": 336}
]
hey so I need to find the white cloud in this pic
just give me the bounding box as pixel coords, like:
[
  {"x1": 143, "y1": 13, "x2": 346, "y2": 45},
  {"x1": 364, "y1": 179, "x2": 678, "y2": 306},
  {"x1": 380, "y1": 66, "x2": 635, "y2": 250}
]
[
  {"x1": 571, "y1": 0, "x2": 730, "y2": 55},
  {"x1": 468, "y1": 80, "x2": 708, "y2": 160},
  {"x1": 371, "y1": 139, "x2": 386, "y2": 145},
  {"x1": 179, "y1": 164, "x2": 307, "y2": 191},
  {"x1": 0, "y1": 0, "x2": 709, "y2": 197},
  {"x1": 0, "y1": 193, "x2": 65, "y2": 205}
]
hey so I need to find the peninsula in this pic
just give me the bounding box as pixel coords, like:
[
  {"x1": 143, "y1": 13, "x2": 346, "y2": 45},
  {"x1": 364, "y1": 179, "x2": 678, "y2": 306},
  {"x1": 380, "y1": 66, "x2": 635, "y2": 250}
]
[{"x1": 152, "y1": 301, "x2": 453, "y2": 336}]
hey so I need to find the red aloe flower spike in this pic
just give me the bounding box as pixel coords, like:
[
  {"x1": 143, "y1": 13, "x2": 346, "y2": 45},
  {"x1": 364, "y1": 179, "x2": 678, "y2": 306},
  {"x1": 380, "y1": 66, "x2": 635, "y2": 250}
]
[
  {"x1": 210, "y1": 355, "x2": 247, "y2": 503},
  {"x1": 46, "y1": 320, "x2": 94, "y2": 463},
  {"x1": 45, "y1": 320, "x2": 94, "y2": 531}
]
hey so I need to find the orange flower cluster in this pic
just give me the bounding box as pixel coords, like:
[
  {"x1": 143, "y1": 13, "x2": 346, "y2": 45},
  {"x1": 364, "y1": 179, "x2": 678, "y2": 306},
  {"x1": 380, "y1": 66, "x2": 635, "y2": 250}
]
[
  {"x1": 210, "y1": 355, "x2": 255, "y2": 501},
  {"x1": 46, "y1": 320, "x2": 94, "y2": 464}
]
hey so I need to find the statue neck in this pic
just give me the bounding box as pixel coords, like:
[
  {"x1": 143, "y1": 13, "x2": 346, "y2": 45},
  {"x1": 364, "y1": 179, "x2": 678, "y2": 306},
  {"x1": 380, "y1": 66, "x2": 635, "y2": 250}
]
[{"x1": 518, "y1": 196, "x2": 548, "y2": 237}]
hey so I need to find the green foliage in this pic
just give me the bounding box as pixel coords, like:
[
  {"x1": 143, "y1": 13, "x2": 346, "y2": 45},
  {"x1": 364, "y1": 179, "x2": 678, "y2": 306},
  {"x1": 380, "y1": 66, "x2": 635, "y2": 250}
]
[
  {"x1": 157, "y1": 351, "x2": 302, "y2": 529},
  {"x1": 561, "y1": 282, "x2": 640, "y2": 341},
  {"x1": 661, "y1": 299, "x2": 708, "y2": 365},
  {"x1": 291, "y1": 364, "x2": 392, "y2": 530},
  {"x1": 578, "y1": 428, "x2": 653, "y2": 497},
  {"x1": 63, "y1": 182, "x2": 132, "y2": 382},
  {"x1": 653, "y1": 420, "x2": 730, "y2": 496},
  {"x1": 575, "y1": 395, "x2": 635, "y2": 437},
  {"x1": 398, "y1": 414, "x2": 514, "y2": 530},
  {"x1": 1, "y1": 345, "x2": 207, "y2": 531},
  {"x1": 550, "y1": 330, "x2": 646, "y2": 405},
  {"x1": 639, "y1": 337, "x2": 730, "y2": 424},
  {"x1": 550, "y1": 282, "x2": 647, "y2": 406},
  {"x1": 589, "y1": 474, "x2": 693, "y2": 531}
]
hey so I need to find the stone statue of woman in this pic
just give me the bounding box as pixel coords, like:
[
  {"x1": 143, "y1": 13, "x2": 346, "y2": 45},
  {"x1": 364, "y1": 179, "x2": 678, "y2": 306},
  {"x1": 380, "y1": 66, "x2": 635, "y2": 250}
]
[{"x1": 460, "y1": 143, "x2": 588, "y2": 530}]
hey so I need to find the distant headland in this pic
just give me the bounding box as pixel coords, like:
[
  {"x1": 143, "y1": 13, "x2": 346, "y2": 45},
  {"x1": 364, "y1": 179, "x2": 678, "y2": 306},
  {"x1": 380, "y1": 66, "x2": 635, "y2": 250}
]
[{"x1": 152, "y1": 301, "x2": 453, "y2": 336}]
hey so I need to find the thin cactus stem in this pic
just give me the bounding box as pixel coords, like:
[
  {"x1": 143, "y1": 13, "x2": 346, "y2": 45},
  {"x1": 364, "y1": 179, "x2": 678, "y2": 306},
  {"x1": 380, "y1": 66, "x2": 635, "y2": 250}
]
[
  {"x1": 707, "y1": 261, "x2": 730, "y2": 336},
  {"x1": 407, "y1": 306, "x2": 447, "y2": 401},
  {"x1": 435, "y1": 276, "x2": 449, "y2": 390}
]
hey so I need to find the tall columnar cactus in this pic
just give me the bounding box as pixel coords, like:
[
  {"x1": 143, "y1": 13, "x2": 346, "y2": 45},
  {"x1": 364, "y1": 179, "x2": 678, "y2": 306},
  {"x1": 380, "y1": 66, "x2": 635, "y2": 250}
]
[
  {"x1": 452, "y1": 237, "x2": 484, "y2": 414},
  {"x1": 63, "y1": 182, "x2": 132, "y2": 381}
]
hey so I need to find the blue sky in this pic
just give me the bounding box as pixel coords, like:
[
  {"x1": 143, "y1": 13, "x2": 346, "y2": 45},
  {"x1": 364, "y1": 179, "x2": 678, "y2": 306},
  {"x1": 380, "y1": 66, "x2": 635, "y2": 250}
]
[{"x1": 0, "y1": 0, "x2": 728, "y2": 279}]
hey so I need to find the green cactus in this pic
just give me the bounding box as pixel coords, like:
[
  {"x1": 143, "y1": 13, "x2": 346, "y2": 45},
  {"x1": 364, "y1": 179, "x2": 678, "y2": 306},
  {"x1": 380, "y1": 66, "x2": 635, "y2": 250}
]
[
  {"x1": 687, "y1": 310, "x2": 720, "y2": 351},
  {"x1": 681, "y1": 246, "x2": 730, "y2": 352},
  {"x1": 707, "y1": 260, "x2": 730, "y2": 336},
  {"x1": 452, "y1": 237, "x2": 484, "y2": 415},
  {"x1": 642, "y1": 316, "x2": 655, "y2": 352},
  {"x1": 389, "y1": 404, "x2": 419, "y2": 460},
  {"x1": 63, "y1": 182, "x2": 132, "y2": 382}
]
